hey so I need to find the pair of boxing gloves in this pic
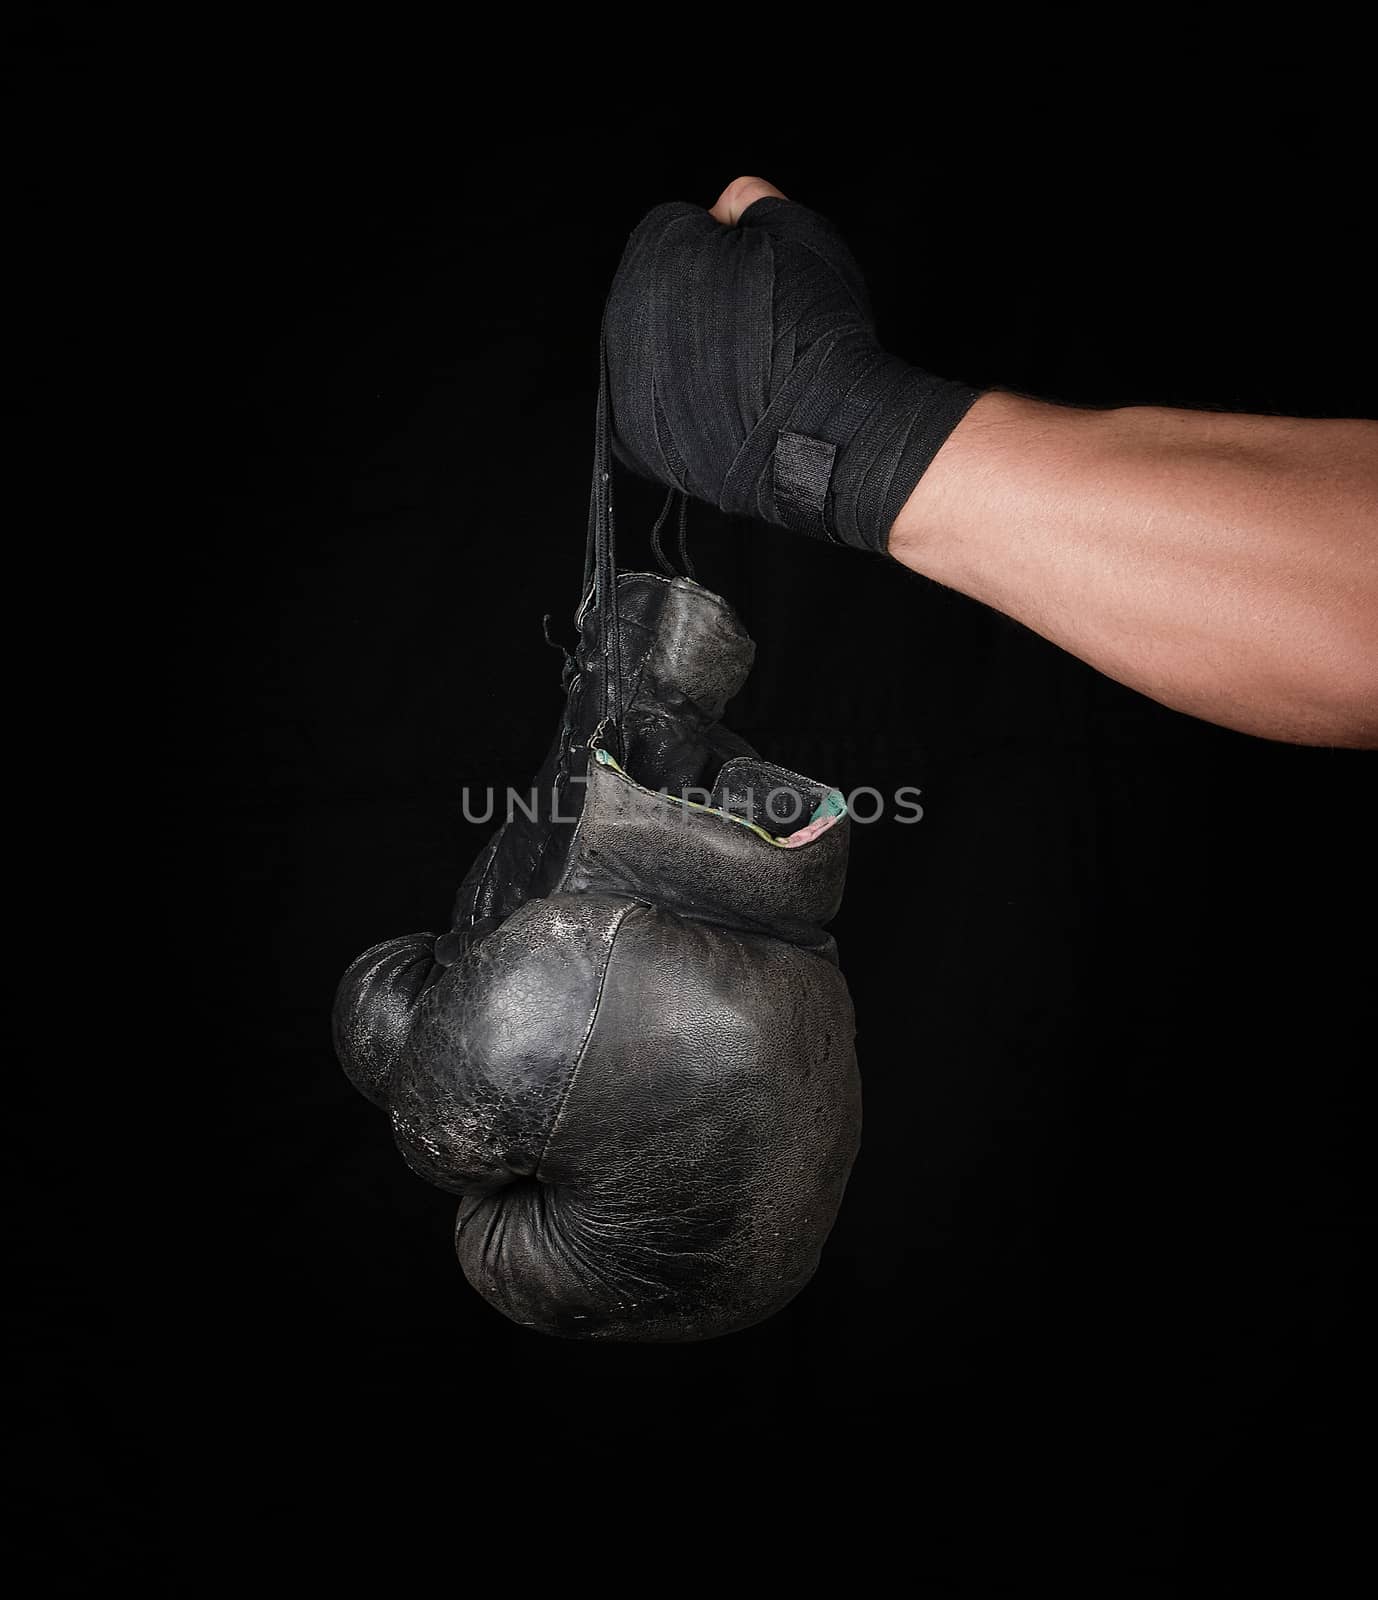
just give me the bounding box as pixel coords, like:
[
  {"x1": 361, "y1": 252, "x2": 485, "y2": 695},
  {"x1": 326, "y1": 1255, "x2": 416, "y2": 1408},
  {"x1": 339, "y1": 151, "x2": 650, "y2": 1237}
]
[{"x1": 333, "y1": 570, "x2": 862, "y2": 1341}]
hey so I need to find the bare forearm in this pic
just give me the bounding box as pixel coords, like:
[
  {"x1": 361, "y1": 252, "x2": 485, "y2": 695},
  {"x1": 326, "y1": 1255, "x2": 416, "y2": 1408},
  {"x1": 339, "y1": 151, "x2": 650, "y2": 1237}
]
[{"x1": 891, "y1": 394, "x2": 1378, "y2": 746}]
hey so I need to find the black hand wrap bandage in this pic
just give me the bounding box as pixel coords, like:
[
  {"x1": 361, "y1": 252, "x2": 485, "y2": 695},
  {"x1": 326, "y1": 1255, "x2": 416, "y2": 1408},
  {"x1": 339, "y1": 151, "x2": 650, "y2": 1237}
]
[{"x1": 606, "y1": 195, "x2": 981, "y2": 555}]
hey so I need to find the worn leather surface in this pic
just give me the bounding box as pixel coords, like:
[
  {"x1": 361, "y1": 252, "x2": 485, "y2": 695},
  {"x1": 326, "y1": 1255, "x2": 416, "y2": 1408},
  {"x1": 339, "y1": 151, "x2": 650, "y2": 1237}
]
[
  {"x1": 455, "y1": 901, "x2": 858, "y2": 1341},
  {"x1": 333, "y1": 936, "x2": 440, "y2": 1110},
  {"x1": 333, "y1": 573, "x2": 862, "y2": 1340},
  {"x1": 389, "y1": 896, "x2": 632, "y2": 1194}
]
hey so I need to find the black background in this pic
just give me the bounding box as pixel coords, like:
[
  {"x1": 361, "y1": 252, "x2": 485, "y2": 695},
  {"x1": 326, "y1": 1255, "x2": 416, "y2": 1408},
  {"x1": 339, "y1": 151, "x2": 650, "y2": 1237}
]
[{"x1": 57, "y1": 72, "x2": 1378, "y2": 1591}]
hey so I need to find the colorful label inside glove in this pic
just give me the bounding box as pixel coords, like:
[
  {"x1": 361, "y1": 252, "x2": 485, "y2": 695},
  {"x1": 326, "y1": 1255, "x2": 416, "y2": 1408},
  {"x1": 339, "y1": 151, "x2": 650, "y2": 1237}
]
[{"x1": 783, "y1": 787, "x2": 846, "y2": 848}]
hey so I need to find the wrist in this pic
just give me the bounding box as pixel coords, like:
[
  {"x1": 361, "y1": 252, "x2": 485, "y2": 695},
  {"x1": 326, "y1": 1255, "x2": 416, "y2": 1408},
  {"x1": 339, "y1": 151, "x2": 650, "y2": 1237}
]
[{"x1": 885, "y1": 391, "x2": 1095, "y2": 580}]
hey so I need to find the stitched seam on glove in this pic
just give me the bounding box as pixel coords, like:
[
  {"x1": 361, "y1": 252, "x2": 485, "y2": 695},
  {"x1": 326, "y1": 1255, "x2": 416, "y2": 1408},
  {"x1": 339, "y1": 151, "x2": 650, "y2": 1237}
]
[{"x1": 534, "y1": 897, "x2": 638, "y2": 1173}]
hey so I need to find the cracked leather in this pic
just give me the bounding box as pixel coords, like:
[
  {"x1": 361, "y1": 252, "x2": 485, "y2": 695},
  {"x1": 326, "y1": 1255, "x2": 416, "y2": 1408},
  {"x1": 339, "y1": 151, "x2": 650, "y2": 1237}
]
[{"x1": 332, "y1": 573, "x2": 862, "y2": 1341}]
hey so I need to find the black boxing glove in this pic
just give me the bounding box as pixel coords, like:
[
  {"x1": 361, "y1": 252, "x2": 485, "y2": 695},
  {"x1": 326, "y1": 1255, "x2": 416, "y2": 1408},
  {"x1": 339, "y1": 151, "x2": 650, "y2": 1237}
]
[
  {"x1": 605, "y1": 194, "x2": 981, "y2": 555},
  {"x1": 333, "y1": 573, "x2": 862, "y2": 1342}
]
